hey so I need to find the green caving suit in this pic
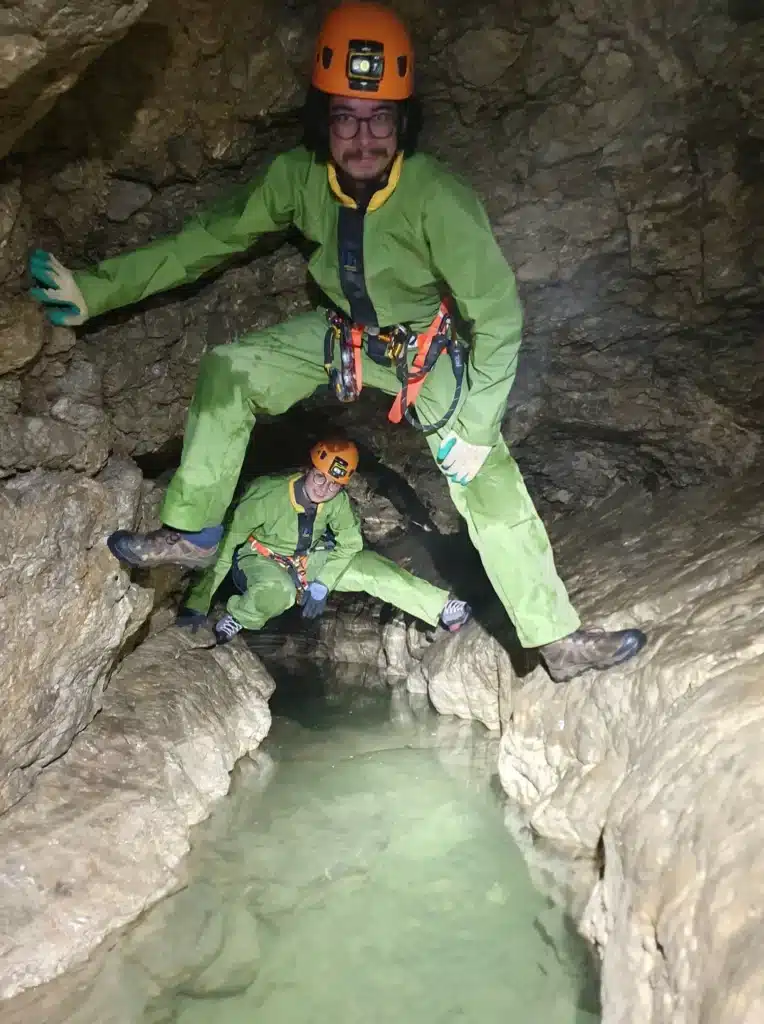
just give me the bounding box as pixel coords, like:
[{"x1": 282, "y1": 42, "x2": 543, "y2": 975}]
[
  {"x1": 73, "y1": 146, "x2": 580, "y2": 648},
  {"x1": 184, "y1": 472, "x2": 449, "y2": 631}
]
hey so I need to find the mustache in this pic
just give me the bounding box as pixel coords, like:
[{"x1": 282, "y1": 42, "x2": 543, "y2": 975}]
[{"x1": 345, "y1": 148, "x2": 389, "y2": 160}]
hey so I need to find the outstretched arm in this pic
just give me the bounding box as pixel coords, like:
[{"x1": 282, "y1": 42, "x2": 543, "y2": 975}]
[{"x1": 31, "y1": 148, "x2": 311, "y2": 324}]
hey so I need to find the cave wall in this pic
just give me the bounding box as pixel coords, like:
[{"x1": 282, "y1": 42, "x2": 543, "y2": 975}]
[
  {"x1": 0, "y1": 0, "x2": 763, "y2": 813},
  {"x1": 0, "y1": 0, "x2": 762, "y2": 513},
  {"x1": 0, "y1": 0, "x2": 762, "y2": 1007}
]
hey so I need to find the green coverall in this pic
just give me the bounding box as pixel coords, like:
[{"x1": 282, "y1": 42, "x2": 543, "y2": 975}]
[
  {"x1": 73, "y1": 146, "x2": 580, "y2": 647},
  {"x1": 185, "y1": 472, "x2": 449, "y2": 630}
]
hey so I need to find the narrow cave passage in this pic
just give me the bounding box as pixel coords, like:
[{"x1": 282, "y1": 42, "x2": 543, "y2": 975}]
[{"x1": 47, "y1": 670, "x2": 601, "y2": 1024}]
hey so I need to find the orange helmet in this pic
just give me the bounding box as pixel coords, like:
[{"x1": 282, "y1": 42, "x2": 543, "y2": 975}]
[
  {"x1": 311, "y1": 2, "x2": 414, "y2": 101},
  {"x1": 310, "y1": 439, "x2": 359, "y2": 485}
]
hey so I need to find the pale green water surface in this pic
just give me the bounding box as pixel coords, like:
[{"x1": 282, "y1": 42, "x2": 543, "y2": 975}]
[{"x1": 16, "y1": 671, "x2": 600, "y2": 1024}]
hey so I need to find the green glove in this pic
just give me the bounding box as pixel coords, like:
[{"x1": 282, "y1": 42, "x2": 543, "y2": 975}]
[{"x1": 29, "y1": 249, "x2": 89, "y2": 327}]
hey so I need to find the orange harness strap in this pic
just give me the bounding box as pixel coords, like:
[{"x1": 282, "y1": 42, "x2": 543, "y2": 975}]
[
  {"x1": 387, "y1": 301, "x2": 451, "y2": 424},
  {"x1": 247, "y1": 536, "x2": 309, "y2": 595},
  {"x1": 350, "y1": 324, "x2": 364, "y2": 393}
]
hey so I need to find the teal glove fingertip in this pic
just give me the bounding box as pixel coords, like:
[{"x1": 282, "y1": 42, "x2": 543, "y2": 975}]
[
  {"x1": 29, "y1": 261, "x2": 57, "y2": 290},
  {"x1": 49, "y1": 305, "x2": 79, "y2": 325},
  {"x1": 437, "y1": 436, "x2": 456, "y2": 462}
]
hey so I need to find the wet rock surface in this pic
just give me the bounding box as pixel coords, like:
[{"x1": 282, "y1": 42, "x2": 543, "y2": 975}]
[
  {"x1": 0, "y1": 686, "x2": 597, "y2": 1024},
  {"x1": 0, "y1": 0, "x2": 762, "y2": 1019},
  {"x1": 407, "y1": 468, "x2": 764, "y2": 1023},
  {"x1": 0, "y1": 628, "x2": 273, "y2": 999},
  {"x1": 0, "y1": 458, "x2": 148, "y2": 813}
]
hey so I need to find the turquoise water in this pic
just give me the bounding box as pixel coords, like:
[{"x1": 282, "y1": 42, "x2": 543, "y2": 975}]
[{"x1": 13, "y1": 675, "x2": 600, "y2": 1024}]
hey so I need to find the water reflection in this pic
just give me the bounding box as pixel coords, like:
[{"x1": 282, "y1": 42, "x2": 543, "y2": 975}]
[{"x1": 4, "y1": 668, "x2": 600, "y2": 1024}]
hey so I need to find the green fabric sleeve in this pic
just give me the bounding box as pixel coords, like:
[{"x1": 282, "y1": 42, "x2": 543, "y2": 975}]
[
  {"x1": 317, "y1": 493, "x2": 364, "y2": 590},
  {"x1": 423, "y1": 173, "x2": 524, "y2": 447},
  {"x1": 73, "y1": 148, "x2": 310, "y2": 318}
]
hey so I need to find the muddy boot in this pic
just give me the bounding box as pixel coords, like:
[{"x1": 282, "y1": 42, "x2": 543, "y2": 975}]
[
  {"x1": 107, "y1": 527, "x2": 219, "y2": 570},
  {"x1": 439, "y1": 598, "x2": 472, "y2": 633},
  {"x1": 214, "y1": 612, "x2": 244, "y2": 645},
  {"x1": 539, "y1": 627, "x2": 647, "y2": 684}
]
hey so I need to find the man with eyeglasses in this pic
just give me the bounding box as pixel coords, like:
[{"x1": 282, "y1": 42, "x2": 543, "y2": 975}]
[
  {"x1": 175, "y1": 437, "x2": 472, "y2": 645},
  {"x1": 28, "y1": 2, "x2": 646, "y2": 683}
]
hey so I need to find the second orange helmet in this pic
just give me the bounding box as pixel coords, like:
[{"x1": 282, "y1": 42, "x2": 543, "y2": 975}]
[
  {"x1": 311, "y1": 3, "x2": 414, "y2": 101},
  {"x1": 310, "y1": 439, "x2": 360, "y2": 485}
]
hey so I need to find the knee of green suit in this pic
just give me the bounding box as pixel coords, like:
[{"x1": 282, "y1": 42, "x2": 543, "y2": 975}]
[
  {"x1": 194, "y1": 345, "x2": 253, "y2": 410},
  {"x1": 227, "y1": 574, "x2": 297, "y2": 630},
  {"x1": 455, "y1": 442, "x2": 532, "y2": 525},
  {"x1": 444, "y1": 440, "x2": 580, "y2": 647}
]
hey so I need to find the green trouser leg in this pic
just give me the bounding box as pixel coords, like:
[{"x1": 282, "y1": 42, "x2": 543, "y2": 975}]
[
  {"x1": 188, "y1": 546, "x2": 448, "y2": 631},
  {"x1": 161, "y1": 310, "x2": 329, "y2": 531},
  {"x1": 183, "y1": 552, "x2": 236, "y2": 615},
  {"x1": 411, "y1": 354, "x2": 581, "y2": 649},
  {"x1": 329, "y1": 550, "x2": 448, "y2": 627},
  {"x1": 226, "y1": 554, "x2": 298, "y2": 630}
]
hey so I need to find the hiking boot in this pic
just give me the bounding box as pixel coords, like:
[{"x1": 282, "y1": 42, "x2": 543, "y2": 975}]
[
  {"x1": 214, "y1": 612, "x2": 244, "y2": 645},
  {"x1": 439, "y1": 598, "x2": 472, "y2": 633},
  {"x1": 107, "y1": 528, "x2": 219, "y2": 570},
  {"x1": 540, "y1": 626, "x2": 647, "y2": 684}
]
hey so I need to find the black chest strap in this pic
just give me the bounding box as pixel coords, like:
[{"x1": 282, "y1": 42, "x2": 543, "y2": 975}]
[{"x1": 337, "y1": 205, "x2": 378, "y2": 327}]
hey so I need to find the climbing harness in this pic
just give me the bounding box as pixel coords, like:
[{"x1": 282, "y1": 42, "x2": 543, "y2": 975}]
[
  {"x1": 322, "y1": 301, "x2": 466, "y2": 436},
  {"x1": 231, "y1": 526, "x2": 338, "y2": 606},
  {"x1": 232, "y1": 537, "x2": 310, "y2": 603}
]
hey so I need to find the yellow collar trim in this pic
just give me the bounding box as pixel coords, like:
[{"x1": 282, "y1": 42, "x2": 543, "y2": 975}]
[
  {"x1": 289, "y1": 473, "x2": 323, "y2": 514},
  {"x1": 327, "y1": 152, "x2": 403, "y2": 213}
]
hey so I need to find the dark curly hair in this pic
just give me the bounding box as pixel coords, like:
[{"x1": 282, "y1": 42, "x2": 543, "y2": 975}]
[{"x1": 301, "y1": 86, "x2": 423, "y2": 163}]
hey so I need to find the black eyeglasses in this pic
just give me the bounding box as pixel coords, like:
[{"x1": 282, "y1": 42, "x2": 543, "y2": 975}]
[{"x1": 329, "y1": 109, "x2": 397, "y2": 141}]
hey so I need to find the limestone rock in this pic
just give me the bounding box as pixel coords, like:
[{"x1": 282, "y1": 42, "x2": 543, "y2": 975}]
[
  {"x1": 413, "y1": 468, "x2": 764, "y2": 1022},
  {"x1": 0, "y1": 0, "x2": 154, "y2": 160},
  {"x1": 582, "y1": 653, "x2": 764, "y2": 1023},
  {"x1": 105, "y1": 180, "x2": 153, "y2": 223},
  {"x1": 316, "y1": 595, "x2": 393, "y2": 667},
  {"x1": 0, "y1": 410, "x2": 111, "y2": 478},
  {"x1": 0, "y1": 459, "x2": 150, "y2": 813},
  {"x1": 406, "y1": 619, "x2": 514, "y2": 731},
  {"x1": 449, "y1": 28, "x2": 526, "y2": 89},
  {"x1": 0, "y1": 627, "x2": 274, "y2": 998},
  {"x1": 498, "y1": 470, "x2": 764, "y2": 848},
  {"x1": 380, "y1": 614, "x2": 432, "y2": 679},
  {"x1": 0, "y1": 297, "x2": 45, "y2": 375},
  {"x1": 0, "y1": 177, "x2": 28, "y2": 284},
  {"x1": 346, "y1": 473, "x2": 405, "y2": 543}
]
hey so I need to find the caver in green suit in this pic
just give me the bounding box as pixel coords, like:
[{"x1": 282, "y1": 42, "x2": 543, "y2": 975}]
[
  {"x1": 34, "y1": 146, "x2": 581, "y2": 649},
  {"x1": 184, "y1": 471, "x2": 451, "y2": 632},
  {"x1": 29, "y1": 2, "x2": 648, "y2": 683}
]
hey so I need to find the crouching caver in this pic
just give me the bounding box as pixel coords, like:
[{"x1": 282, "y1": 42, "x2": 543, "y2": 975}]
[{"x1": 172, "y1": 439, "x2": 471, "y2": 645}]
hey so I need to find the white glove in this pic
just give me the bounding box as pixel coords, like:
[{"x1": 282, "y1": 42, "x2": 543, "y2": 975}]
[
  {"x1": 436, "y1": 432, "x2": 492, "y2": 485},
  {"x1": 29, "y1": 249, "x2": 89, "y2": 327}
]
